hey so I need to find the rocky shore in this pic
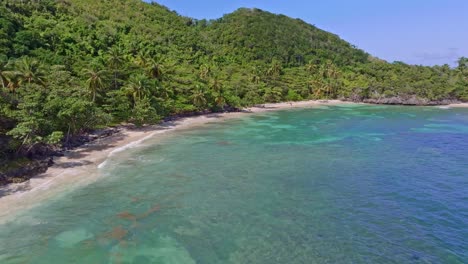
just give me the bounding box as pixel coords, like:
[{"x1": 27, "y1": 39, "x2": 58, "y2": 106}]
[
  {"x1": 360, "y1": 97, "x2": 460, "y2": 106},
  {"x1": 0, "y1": 127, "x2": 120, "y2": 186}
]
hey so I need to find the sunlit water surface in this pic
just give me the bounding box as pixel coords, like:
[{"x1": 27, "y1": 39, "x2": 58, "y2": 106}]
[{"x1": 1, "y1": 105, "x2": 467, "y2": 263}]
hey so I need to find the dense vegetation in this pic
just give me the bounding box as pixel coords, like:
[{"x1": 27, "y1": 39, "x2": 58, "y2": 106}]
[{"x1": 0, "y1": 0, "x2": 467, "y2": 168}]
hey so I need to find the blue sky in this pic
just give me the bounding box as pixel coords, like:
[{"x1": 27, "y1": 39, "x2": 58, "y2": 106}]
[{"x1": 150, "y1": 0, "x2": 467, "y2": 66}]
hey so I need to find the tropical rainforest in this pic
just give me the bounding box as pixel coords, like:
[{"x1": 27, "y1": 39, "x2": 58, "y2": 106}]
[{"x1": 0, "y1": 0, "x2": 467, "y2": 172}]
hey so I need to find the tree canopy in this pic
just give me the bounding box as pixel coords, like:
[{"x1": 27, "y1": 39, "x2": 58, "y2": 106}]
[{"x1": 0, "y1": 0, "x2": 466, "y2": 164}]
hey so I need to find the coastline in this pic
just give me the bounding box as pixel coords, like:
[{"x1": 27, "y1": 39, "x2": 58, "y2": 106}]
[
  {"x1": 446, "y1": 102, "x2": 468, "y2": 108},
  {"x1": 0, "y1": 99, "x2": 348, "y2": 222},
  {"x1": 1, "y1": 99, "x2": 467, "y2": 222}
]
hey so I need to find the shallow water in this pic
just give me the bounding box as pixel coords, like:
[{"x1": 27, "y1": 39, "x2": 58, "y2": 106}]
[{"x1": 1, "y1": 105, "x2": 467, "y2": 263}]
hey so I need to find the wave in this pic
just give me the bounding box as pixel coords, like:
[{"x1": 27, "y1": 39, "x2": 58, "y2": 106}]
[
  {"x1": 98, "y1": 128, "x2": 174, "y2": 169},
  {"x1": 97, "y1": 160, "x2": 108, "y2": 169}
]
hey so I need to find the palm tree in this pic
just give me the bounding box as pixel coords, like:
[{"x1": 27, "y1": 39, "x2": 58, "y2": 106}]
[
  {"x1": 250, "y1": 66, "x2": 262, "y2": 84},
  {"x1": 83, "y1": 68, "x2": 107, "y2": 102},
  {"x1": 263, "y1": 87, "x2": 283, "y2": 102},
  {"x1": 210, "y1": 78, "x2": 225, "y2": 108},
  {"x1": 107, "y1": 46, "x2": 125, "y2": 90},
  {"x1": 457, "y1": 57, "x2": 468, "y2": 82},
  {"x1": 313, "y1": 83, "x2": 329, "y2": 98},
  {"x1": 1, "y1": 60, "x2": 21, "y2": 93},
  {"x1": 323, "y1": 60, "x2": 339, "y2": 79},
  {"x1": 305, "y1": 61, "x2": 317, "y2": 74},
  {"x1": 5, "y1": 74, "x2": 20, "y2": 94},
  {"x1": 146, "y1": 58, "x2": 163, "y2": 81},
  {"x1": 15, "y1": 57, "x2": 47, "y2": 87},
  {"x1": 311, "y1": 61, "x2": 340, "y2": 99},
  {"x1": 192, "y1": 86, "x2": 207, "y2": 108},
  {"x1": 134, "y1": 51, "x2": 148, "y2": 68},
  {"x1": 124, "y1": 74, "x2": 150, "y2": 104},
  {"x1": 214, "y1": 93, "x2": 225, "y2": 108},
  {"x1": 107, "y1": 46, "x2": 125, "y2": 69},
  {"x1": 199, "y1": 64, "x2": 210, "y2": 80},
  {"x1": 457, "y1": 57, "x2": 468, "y2": 74},
  {"x1": 156, "y1": 85, "x2": 170, "y2": 99},
  {"x1": 266, "y1": 60, "x2": 282, "y2": 77},
  {"x1": 209, "y1": 78, "x2": 222, "y2": 93},
  {"x1": 310, "y1": 74, "x2": 329, "y2": 99},
  {"x1": 0, "y1": 60, "x2": 8, "y2": 89}
]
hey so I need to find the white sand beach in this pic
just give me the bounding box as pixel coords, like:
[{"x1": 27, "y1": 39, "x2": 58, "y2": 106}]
[{"x1": 446, "y1": 102, "x2": 468, "y2": 108}]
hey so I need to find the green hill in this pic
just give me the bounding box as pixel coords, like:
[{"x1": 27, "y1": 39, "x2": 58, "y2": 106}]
[
  {"x1": 204, "y1": 8, "x2": 369, "y2": 66},
  {"x1": 0, "y1": 0, "x2": 467, "y2": 174}
]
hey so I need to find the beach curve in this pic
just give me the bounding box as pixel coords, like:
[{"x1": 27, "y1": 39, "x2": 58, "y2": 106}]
[{"x1": 0, "y1": 100, "x2": 353, "y2": 223}]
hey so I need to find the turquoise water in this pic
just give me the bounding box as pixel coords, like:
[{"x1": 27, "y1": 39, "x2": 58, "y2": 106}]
[{"x1": 1, "y1": 105, "x2": 468, "y2": 263}]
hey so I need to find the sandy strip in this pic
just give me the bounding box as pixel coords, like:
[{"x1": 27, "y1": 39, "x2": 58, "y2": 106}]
[
  {"x1": 0, "y1": 100, "x2": 350, "y2": 222},
  {"x1": 445, "y1": 103, "x2": 468, "y2": 108}
]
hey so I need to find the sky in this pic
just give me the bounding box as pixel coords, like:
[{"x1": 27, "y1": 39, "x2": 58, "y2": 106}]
[{"x1": 150, "y1": 0, "x2": 468, "y2": 66}]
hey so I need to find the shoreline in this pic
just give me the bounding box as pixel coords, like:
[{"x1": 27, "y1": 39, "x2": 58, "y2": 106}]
[
  {"x1": 0, "y1": 99, "x2": 466, "y2": 223},
  {"x1": 0, "y1": 99, "x2": 347, "y2": 222},
  {"x1": 445, "y1": 102, "x2": 468, "y2": 108}
]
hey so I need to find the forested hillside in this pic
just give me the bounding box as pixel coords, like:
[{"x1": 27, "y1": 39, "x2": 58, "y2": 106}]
[
  {"x1": 0, "y1": 0, "x2": 467, "y2": 172},
  {"x1": 204, "y1": 8, "x2": 369, "y2": 66}
]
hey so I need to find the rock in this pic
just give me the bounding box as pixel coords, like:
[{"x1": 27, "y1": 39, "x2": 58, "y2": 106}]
[
  {"x1": 0, "y1": 158, "x2": 53, "y2": 185},
  {"x1": 361, "y1": 96, "x2": 461, "y2": 106},
  {"x1": 0, "y1": 126, "x2": 123, "y2": 186}
]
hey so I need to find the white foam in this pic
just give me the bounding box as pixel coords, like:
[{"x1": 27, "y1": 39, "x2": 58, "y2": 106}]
[
  {"x1": 438, "y1": 106, "x2": 451, "y2": 109},
  {"x1": 97, "y1": 160, "x2": 108, "y2": 169},
  {"x1": 108, "y1": 132, "x2": 155, "y2": 157},
  {"x1": 98, "y1": 128, "x2": 174, "y2": 169}
]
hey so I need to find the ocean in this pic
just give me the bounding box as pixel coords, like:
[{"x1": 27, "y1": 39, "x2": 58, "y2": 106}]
[{"x1": 0, "y1": 104, "x2": 467, "y2": 263}]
